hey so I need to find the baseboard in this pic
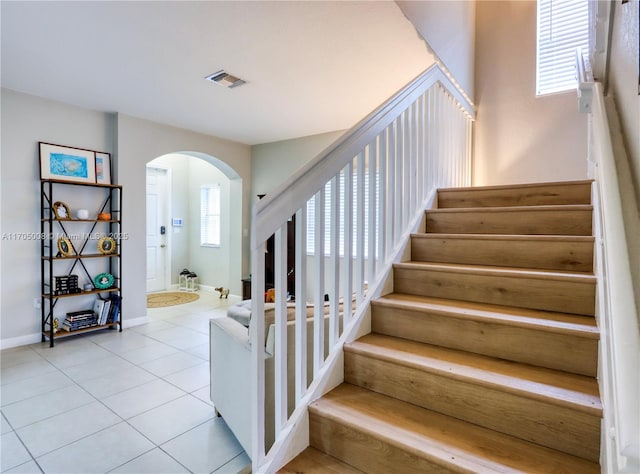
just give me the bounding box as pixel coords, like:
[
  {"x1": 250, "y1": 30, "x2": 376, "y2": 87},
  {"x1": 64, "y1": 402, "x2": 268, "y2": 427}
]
[
  {"x1": 0, "y1": 332, "x2": 43, "y2": 350},
  {"x1": 122, "y1": 316, "x2": 150, "y2": 328}
]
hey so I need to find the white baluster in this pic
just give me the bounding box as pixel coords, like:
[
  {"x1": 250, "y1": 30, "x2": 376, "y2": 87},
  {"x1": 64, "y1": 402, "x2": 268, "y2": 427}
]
[
  {"x1": 343, "y1": 163, "x2": 353, "y2": 324},
  {"x1": 329, "y1": 175, "x2": 340, "y2": 346},
  {"x1": 274, "y1": 224, "x2": 288, "y2": 434},
  {"x1": 294, "y1": 207, "x2": 307, "y2": 402},
  {"x1": 313, "y1": 188, "x2": 325, "y2": 376},
  {"x1": 355, "y1": 152, "x2": 365, "y2": 305}
]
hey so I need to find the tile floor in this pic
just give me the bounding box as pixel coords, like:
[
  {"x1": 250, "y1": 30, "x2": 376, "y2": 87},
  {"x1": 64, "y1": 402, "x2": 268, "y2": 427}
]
[{"x1": 1, "y1": 291, "x2": 250, "y2": 474}]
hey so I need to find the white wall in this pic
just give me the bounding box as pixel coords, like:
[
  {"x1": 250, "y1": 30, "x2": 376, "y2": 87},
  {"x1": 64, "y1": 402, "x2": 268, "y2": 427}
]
[
  {"x1": 473, "y1": 0, "x2": 588, "y2": 186},
  {"x1": 187, "y1": 158, "x2": 233, "y2": 289},
  {"x1": 0, "y1": 89, "x2": 115, "y2": 346},
  {"x1": 148, "y1": 155, "x2": 190, "y2": 286},
  {"x1": 396, "y1": 0, "x2": 476, "y2": 100}
]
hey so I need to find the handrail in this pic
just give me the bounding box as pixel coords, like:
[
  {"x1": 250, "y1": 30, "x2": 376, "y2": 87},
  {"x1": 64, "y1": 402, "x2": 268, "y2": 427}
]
[
  {"x1": 580, "y1": 52, "x2": 640, "y2": 472},
  {"x1": 250, "y1": 63, "x2": 475, "y2": 470}
]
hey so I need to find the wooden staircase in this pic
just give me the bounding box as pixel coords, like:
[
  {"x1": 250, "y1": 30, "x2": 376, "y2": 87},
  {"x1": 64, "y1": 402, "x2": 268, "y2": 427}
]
[{"x1": 280, "y1": 180, "x2": 601, "y2": 473}]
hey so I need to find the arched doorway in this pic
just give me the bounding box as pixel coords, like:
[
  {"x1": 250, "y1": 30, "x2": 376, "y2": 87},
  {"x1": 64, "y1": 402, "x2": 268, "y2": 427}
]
[{"x1": 145, "y1": 152, "x2": 242, "y2": 295}]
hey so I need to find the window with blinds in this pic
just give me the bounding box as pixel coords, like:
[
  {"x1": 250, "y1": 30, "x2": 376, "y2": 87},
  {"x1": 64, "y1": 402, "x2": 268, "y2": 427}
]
[
  {"x1": 306, "y1": 171, "x2": 379, "y2": 258},
  {"x1": 201, "y1": 184, "x2": 221, "y2": 247},
  {"x1": 536, "y1": 0, "x2": 589, "y2": 96}
]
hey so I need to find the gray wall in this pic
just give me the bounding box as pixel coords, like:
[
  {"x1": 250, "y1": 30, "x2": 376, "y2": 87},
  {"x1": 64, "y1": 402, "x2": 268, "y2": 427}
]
[
  {"x1": 607, "y1": 0, "x2": 640, "y2": 315},
  {"x1": 251, "y1": 130, "x2": 345, "y2": 205},
  {"x1": 473, "y1": 0, "x2": 588, "y2": 186},
  {"x1": 0, "y1": 89, "x2": 251, "y2": 348},
  {"x1": 1, "y1": 89, "x2": 116, "y2": 346},
  {"x1": 396, "y1": 0, "x2": 476, "y2": 100}
]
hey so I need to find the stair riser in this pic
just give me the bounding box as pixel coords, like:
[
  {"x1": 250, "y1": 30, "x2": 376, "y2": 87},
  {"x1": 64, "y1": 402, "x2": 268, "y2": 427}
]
[
  {"x1": 344, "y1": 353, "x2": 601, "y2": 462},
  {"x1": 393, "y1": 266, "x2": 595, "y2": 316},
  {"x1": 309, "y1": 412, "x2": 456, "y2": 474},
  {"x1": 371, "y1": 304, "x2": 598, "y2": 376},
  {"x1": 437, "y1": 183, "x2": 592, "y2": 208},
  {"x1": 425, "y1": 209, "x2": 592, "y2": 235},
  {"x1": 411, "y1": 236, "x2": 594, "y2": 272}
]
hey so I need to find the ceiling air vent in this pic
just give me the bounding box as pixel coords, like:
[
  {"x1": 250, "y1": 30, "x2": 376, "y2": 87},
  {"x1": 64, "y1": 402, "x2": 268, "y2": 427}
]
[{"x1": 205, "y1": 70, "x2": 246, "y2": 89}]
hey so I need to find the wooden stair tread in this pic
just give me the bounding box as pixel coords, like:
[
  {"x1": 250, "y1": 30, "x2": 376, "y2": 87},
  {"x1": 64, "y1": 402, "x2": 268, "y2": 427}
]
[
  {"x1": 426, "y1": 204, "x2": 593, "y2": 213},
  {"x1": 437, "y1": 179, "x2": 594, "y2": 194},
  {"x1": 411, "y1": 233, "x2": 595, "y2": 243},
  {"x1": 279, "y1": 447, "x2": 364, "y2": 474},
  {"x1": 373, "y1": 293, "x2": 599, "y2": 338},
  {"x1": 311, "y1": 384, "x2": 600, "y2": 473},
  {"x1": 346, "y1": 334, "x2": 601, "y2": 415},
  {"x1": 394, "y1": 260, "x2": 596, "y2": 283}
]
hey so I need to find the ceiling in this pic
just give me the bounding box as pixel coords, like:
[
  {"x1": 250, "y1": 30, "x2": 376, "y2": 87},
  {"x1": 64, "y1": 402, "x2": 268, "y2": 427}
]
[{"x1": 1, "y1": 1, "x2": 434, "y2": 145}]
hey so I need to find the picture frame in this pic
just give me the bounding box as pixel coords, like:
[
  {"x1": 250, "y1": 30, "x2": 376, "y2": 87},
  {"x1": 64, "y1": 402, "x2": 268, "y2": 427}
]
[
  {"x1": 52, "y1": 201, "x2": 71, "y2": 220},
  {"x1": 95, "y1": 152, "x2": 112, "y2": 185},
  {"x1": 39, "y1": 142, "x2": 96, "y2": 184},
  {"x1": 57, "y1": 237, "x2": 74, "y2": 257},
  {"x1": 97, "y1": 236, "x2": 116, "y2": 254}
]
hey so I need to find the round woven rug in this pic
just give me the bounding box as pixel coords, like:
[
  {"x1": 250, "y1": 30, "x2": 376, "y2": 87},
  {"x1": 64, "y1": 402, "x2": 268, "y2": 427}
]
[{"x1": 147, "y1": 291, "x2": 200, "y2": 308}]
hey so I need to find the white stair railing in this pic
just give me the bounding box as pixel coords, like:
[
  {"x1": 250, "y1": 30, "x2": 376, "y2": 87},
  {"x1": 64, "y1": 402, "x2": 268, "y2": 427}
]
[
  {"x1": 577, "y1": 50, "x2": 640, "y2": 473},
  {"x1": 250, "y1": 63, "x2": 475, "y2": 470}
]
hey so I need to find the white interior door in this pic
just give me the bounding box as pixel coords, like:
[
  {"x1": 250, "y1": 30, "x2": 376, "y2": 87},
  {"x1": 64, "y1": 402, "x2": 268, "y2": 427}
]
[{"x1": 146, "y1": 167, "x2": 169, "y2": 292}]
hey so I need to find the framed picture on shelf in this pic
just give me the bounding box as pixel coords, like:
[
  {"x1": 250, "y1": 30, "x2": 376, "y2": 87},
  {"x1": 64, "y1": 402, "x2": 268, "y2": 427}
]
[
  {"x1": 95, "y1": 152, "x2": 112, "y2": 185},
  {"x1": 57, "y1": 237, "x2": 74, "y2": 257},
  {"x1": 52, "y1": 201, "x2": 71, "y2": 220},
  {"x1": 39, "y1": 142, "x2": 96, "y2": 184},
  {"x1": 97, "y1": 236, "x2": 116, "y2": 254}
]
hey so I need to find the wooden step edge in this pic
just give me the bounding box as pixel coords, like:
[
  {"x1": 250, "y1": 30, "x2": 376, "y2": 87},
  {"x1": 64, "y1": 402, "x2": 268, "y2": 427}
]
[
  {"x1": 371, "y1": 295, "x2": 599, "y2": 339},
  {"x1": 345, "y1": 337, "x2": 602, "y2": 416},
  {"x1": 394, "y1": 261, "x2": 596, "y2": 283},
  {"x1": 310, "y1": 393, "x2": 502, "y2": 474},
  {"x1": 426, "y1": 204, "x2": 593, "y2": 214},
  {"x1": 279, "y1": 447, "x2": 365, "y2": 474},
  {"x1": 311, "y1": 384, "x2": 600, "y2": 473},
  {"x1": 410, "y1": 233, "x2": 596, "y2": 243},
  {"x1": 437, "y1": 180, "x2": 594, "y2": 194}
]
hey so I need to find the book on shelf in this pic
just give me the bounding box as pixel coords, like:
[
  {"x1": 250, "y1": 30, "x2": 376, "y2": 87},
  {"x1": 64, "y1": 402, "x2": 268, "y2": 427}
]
[{"x1": 107, "y1": 294, "x2": 121, "y2": 324}]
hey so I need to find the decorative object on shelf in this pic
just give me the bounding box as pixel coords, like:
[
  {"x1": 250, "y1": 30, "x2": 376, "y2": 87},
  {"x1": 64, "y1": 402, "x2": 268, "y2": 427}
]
[
  {"x1": 53, "y1": 275, "x2": 80, "y2": 295},
  {"x1": 76, "y1": 208, "x2": 89, "y2": 220},
  {"x1": 97, "y1": 236, "x2": 116, "y2": 254},
  {"x1": 53, "y1": 318, "x2": 59, "y2": 333},
  {"x1": 97, "y1": 212, "x2": 111, "y2": 221},
  {"x1": 95, "y1": 152, "x2": 112, "y2": 185},
  {"x1": 53, "y1": 201, "x2": 71, "y2": 220},
  {"x1": 93, "y1": 272, "x2": 115, "y2": 289},
  {"x1": 39, "y1": 142, "x2": 97, "y2": 184},
  {"x1": 83, "y1": 283, "x2": 94, "y2": 292},
  {"x1": 56, "y1": 236, "x2": 74, "y2": 256}
]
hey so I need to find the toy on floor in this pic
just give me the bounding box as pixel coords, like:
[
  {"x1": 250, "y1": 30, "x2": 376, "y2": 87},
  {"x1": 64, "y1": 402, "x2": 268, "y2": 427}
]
[{"x1": 215, "y1": 287, "x2": 230, "y2": 299}]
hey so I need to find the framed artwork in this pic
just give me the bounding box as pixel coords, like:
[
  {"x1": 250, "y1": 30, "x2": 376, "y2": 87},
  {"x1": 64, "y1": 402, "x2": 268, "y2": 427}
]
[
  {"x1": 52, "y1": 201, "x2": 71, "y2": 220},
  {"x1": 95, "y1": 152, "x2": 112, "y2": 185},
  {"x1": 57, "y1": 237, "x2": 73, "y2": 257},
  {"x1": 39, "y1": 142, "x2": 96, "y2": 184},
  {"x1": 97, "y1": 236, "x2": 116, "y2": 254}
]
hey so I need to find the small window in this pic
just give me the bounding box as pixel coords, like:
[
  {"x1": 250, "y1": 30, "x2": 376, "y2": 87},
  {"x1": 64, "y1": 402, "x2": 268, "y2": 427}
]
[
  {"x1": 201, "y1": 184, "x2": 220, "y2": 247},
  {"x1": 536, "y1": 0, "x2": 589, "y2": 96}
]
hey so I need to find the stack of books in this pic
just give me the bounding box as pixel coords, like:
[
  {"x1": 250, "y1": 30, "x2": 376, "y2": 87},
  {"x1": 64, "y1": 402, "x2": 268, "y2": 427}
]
[
  {"x1": 62, "y1": 310, "x2": 98, "y2": 331},
  {"x1": 94, "y1": 294, "x2": 122, "y2": 325}
]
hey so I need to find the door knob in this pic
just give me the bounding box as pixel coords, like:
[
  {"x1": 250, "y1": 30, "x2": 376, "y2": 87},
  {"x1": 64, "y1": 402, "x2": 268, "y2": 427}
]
[{"x1": 160, "y1": 244, "x2": 166, "y2": 248}]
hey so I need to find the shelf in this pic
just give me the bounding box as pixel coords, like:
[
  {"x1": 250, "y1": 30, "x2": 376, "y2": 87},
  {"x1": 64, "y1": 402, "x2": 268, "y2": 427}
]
[
  {"x1": 41, "y1": 179, "x2": 122, "y2": 189},
  {"x1": 43, "y1": 287, "x2": 120, "y2": 299},
  {"x1": 41, "y1": 218, "x2": 120, "y2": 223},
  {"x1": 42, "y1": 322, "x2": 119, "y2": 340},
  {"x1": 42, "y1": 253, "x2": 120, "y2": 261}
]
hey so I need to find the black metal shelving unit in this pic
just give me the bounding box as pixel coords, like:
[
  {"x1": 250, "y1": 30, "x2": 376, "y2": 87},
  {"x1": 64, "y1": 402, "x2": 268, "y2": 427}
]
[{"x1": 40, "y1": 179, "x2": 123, "y2": 347}]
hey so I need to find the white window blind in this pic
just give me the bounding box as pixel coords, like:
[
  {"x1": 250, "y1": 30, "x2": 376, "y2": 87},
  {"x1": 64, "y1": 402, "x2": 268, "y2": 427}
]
[
  {"x1": 536, "y1": 0, "x2": 589, "y2": 96},
  {"x1": 201, "y1": 184, "x2": 220, "y2": 247},
  {"x1": 306, "y1": 171, "x2": 379, "y2": 257}
]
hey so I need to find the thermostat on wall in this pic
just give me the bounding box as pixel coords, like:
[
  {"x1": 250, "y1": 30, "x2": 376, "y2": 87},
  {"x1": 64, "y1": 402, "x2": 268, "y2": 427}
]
[{"x1": 172, "y1": 218, "x2": 183, "y2": 227}]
